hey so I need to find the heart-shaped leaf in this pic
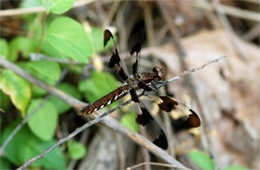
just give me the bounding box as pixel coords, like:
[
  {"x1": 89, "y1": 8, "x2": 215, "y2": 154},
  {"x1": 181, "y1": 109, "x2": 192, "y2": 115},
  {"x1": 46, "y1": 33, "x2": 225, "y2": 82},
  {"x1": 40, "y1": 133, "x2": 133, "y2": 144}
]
[
  {"x1": 67, "y1": 140, "x2": 86, "y2": 160},
  {"x1": 41, "y1": 17, "x2": 93, "y2": 63},
  {"x1": 0, "y1": 70, "x2": 31, "y2": 116},
  {"x1": 189, "y1": 149, "x2": 215, "y2": 170},
  {"x1": 0, "y1": 120, "x2": 66, "y2": 169},
  {"x1": 27, "y1": 99, "x2": 58, "y2": 141}
]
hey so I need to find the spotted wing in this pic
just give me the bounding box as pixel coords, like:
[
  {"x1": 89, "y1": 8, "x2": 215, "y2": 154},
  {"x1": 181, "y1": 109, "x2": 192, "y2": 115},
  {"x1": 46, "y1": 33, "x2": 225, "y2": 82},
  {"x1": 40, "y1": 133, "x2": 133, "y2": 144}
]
[
  {"x1": 158, "y1": 96, "x2": 201, "y2": 131},
  {"x1": 136, "y1": 105, "x2": 168, "y2": 150},
  {"x1": 130, "y1": 89, "x2": 168, "y2": 150},
  {"x1": 131, "y1": 42, "x2": 142, "y2": 75},
  {"x1": 130, "y1": 21, "x2": 145, "y2": 75},
  {"x1": 104, "y1": 29, "x2": 129, "y2": 81}
]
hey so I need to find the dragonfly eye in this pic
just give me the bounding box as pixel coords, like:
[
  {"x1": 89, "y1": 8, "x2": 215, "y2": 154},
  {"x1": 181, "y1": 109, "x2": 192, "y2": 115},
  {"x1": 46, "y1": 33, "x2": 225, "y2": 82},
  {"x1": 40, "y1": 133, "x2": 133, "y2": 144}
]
[{"x1": 153, "y1": 66, "x2": 165, "y2": 79}]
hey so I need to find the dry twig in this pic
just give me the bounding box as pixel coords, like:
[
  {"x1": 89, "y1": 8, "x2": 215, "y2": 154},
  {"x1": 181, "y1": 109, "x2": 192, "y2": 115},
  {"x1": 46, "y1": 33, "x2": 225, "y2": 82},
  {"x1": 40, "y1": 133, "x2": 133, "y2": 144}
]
[
  {"x1": 0, "y1": 55, "x2": 225, "y2": 169},
  {"x1": 191, "y1": 0, "x2": 260, "y2": 22},
  {"x1": 126, "y1": 161, "x2": 191, "y2": 170},
  {"x1": 0, "y1": 0, "x2": 95, "y2": 17},
  {"x1": 212, "y1": 0, "x2": 248, "y2": 61}
]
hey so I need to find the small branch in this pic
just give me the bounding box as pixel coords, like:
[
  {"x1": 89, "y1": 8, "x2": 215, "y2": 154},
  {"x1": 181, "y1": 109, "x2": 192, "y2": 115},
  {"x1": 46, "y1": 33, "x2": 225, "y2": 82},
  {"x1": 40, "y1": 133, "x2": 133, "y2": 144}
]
[
  {"x1": 157, "y1": 1, "x2": 186, "y2": 57},
  {"x1": 30, "y1": 53, "x2": 82, "y2": 64},
  {"x1": 242, "y1": 24, "x2": 260, "y2": 41},
  {"x1": 0, "y1": 56, "x2": 185, "y2": 169},
  {"x1": 126, "y1": 161, "x2": 191, "y2": 170},
  {"x1": 0, "y1": 56, "x2": 225, "y2": 169},
  {"x1": 161, "y1": 56, "x2": 226, "y2": 87},
  {"x1": 0, "y1": 0, "x2": 95, "y2": 17},
  {"x1": 212, "y1": 0, "x2": 247, "y2": 61},
  {"x1": 104, "y1": 1, "x2": 121, "y2": 27},
  {"x1": 192, "y1": 0, "x2": 260, "y2": 23},
  {"x1": 17, "y1": 96, "x2": 187, "y2": 170},
  {"x1": 143, "y1": 3, "x2": 154, "y2": 47}
]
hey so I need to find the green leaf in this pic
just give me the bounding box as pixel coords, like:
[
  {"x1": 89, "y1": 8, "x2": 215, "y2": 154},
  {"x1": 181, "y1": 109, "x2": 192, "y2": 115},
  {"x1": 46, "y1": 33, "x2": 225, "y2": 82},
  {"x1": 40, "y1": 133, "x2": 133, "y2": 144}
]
[
  {"x1": 67, "y1": 140, "x2": 86, "y2": 160},
  {"x1": 78, "y1": 72, "x2": 118, "y2": 103},
  {"x1": 0, "y1": 158, "x2": 11, "y2": 170},
  {"x1": 50, "y1": 0, "x2": 75, "y2": 14},
  {"x1": 8, "y1": 36, "x2": 35, "y2": 62},
  {"x1": 27, "y1": 99, "x2": 58, "y2": 141},
  {"x1": 0, "y1": 39, "x2": 9, "y2": 58},
  {"x1": 189, "y1": 150, "x2": 215, "y2": 170},
  {"x1": 24, "y1": 60, "x2": 61, "y2": 85},
  {"x1": 48, "y1": 83, "x2": 81, "y2": 114},
  {"x1": 120, "y1": 112, "x2": 139, "y2": 132},
  {"x1": 0, "y1": 121, "x2": 66, "y2": 169},
  {"x1": 20, "y1": 60, "x2": 61, "y2": 97},
  {"x1": 223, "y1": 165, "x2": 248, "y2": 170},
  {"x1": 42, "y1": 17, "x2": 93, "y2": 63},
  {"x1": 0, "y1": 70, "x2": 31, "y2": 116}
]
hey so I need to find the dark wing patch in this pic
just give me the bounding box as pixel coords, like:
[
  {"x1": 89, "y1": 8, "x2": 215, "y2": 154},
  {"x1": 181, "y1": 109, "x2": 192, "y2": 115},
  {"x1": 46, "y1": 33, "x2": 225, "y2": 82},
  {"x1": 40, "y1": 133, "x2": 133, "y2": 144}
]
[
  {"x1": 118, "y1": 67, "x2": 128, "y2": 81},
  {"x1": 129, "y1": 89, "x2": 140, "y2": 103},
  {"x1": 158, "y1": 96, "x2": 178, "y2": 112},
  {"x1": 130, "y1": 42, "x2": 141, "y2": 56},
  {"x1": 136, "y1": 107, "x2": 153, "y2": 126},
  {"x1": 152, "y1": 130, "x2": 168, "y2": 150},
  {"x1": 136, "y1": 106, "x2": 168, "y2": 150},
  {"x1": 108, "y1": 49, "x2": 121, "y2": 68},
  {"x1": 131, "y1": 42, "x2": 142, "y2": 75},
  {"x1": 158, "y1": 96, "x2": 201, "y2": 131},
  {"x1": 104, "y1": 29, "x2": 114, "y2": 47},
  {"x1": 186, "y1": 109, "x2": 201, "y2": 128},
  {"x1": 104, "y1": 30, "x2": 121, "y2": 69},
  {"x1": 171, "y1": 111, "x2": 200, "y2": 131}
]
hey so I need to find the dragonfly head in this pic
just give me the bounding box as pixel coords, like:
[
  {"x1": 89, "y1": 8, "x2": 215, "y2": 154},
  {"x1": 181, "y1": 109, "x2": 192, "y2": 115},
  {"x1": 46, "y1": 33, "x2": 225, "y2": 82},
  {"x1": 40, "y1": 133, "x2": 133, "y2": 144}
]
[{"x1": 153, "y1": 66, "x2": 165, "y2": 80}]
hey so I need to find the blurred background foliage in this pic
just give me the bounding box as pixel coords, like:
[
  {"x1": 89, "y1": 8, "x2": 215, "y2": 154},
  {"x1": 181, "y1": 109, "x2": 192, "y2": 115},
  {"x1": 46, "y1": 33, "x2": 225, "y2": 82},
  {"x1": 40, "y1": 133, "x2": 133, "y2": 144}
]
[{"x1": 0, "y1": 0, "x2": 259, "y2": 169}]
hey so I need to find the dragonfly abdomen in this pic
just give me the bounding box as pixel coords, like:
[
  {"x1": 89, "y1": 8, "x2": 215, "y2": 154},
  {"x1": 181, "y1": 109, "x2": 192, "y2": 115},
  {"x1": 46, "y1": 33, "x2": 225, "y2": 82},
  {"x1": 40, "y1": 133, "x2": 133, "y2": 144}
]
[{"x1": 79, "y1": 85, "x2": 130, "y2": 115}]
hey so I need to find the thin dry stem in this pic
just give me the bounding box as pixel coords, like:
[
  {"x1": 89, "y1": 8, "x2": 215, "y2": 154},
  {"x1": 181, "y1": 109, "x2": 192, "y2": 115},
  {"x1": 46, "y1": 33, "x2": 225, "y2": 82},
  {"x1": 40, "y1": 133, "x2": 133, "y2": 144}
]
[
  {"x1": 0, "y1": 0, "x2": 95, "y2": 17},
  {"x1": 0, "y1": 56, "x2": 225, "y2": 169},
  {"x1": 126, "y1": 161, "x2": 191, "y2": 170},
  {"x1": 212, "y1": 0, "x2": 248, "y2": 61},
  {"x1": 192, "y1": 0, "x2": 260, "y2": 22}
]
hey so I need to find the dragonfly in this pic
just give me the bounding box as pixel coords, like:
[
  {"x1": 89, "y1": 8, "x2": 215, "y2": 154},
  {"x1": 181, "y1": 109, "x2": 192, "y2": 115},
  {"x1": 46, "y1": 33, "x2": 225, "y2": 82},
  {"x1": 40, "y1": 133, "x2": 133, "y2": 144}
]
[{"x1": 79, "y1": 29, "x2": 201, "y2": 150}]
